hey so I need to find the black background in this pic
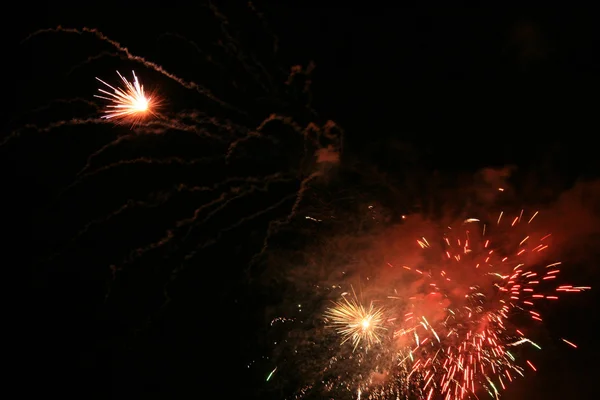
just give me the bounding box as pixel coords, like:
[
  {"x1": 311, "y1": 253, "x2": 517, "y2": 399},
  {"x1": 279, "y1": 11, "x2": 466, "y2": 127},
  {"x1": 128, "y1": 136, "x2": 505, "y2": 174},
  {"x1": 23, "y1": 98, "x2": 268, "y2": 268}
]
[{"x1": 5, "y1": 2, "x2": 599, "y2": 399}]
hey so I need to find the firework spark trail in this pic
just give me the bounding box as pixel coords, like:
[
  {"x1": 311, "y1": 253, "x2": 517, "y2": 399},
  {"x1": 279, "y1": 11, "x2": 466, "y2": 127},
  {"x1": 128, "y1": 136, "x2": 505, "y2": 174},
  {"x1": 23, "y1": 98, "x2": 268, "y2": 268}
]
[
  {"x1": 20, "y1": 98, "x2": 99, "y2": 117},
  {"x1": 163, "y1": 112, "x2": 256, "y2": 141},
  {"x1": 66, "y1": 51, "x2": 120, "y2": 77},
  {"x1": 49, "y1": 174, "x2": 284, "y2": 264},
  {"x1": 72, "y1": 123, "x2": 209, "y2": 178},
  {"x1": 167, "y1": 110, "x2": 242, "y2": 130},
  {"x1": 62, "y1": 156, "x2": 218, "y2": 192},
  {"x1": 0, "y1": 118, "x2": 109, "y2": 147},
  {"x1": 191, "y1": 170, "x2": 321, "y2": 256},
  {"x1": 251, "y1": 171, "x2": 323, "y2": 268},
  {"x1": 22, "y1": 26, "x2": 245, "y2": 114},
  {"x1": 8, "y1": 114, "x2": 226, "y2": 205},
  {"x1": 228, "y1": 118, "x2": 342, "y2": 247},
  {"x1": 223, "y1": 118, "x2": 343, "y2": 264},
  {"x1": 57, "y1": 172, "x2": 295, "y2": 264},
  {"x1": 178, "y1": 191, "x2": 300, "y2": 277},
  {"x1": 73, "y1": 111, "x2": 252, "y2": 181},
  {"x1": 285, "y1": 63, "x2": 318, "y2": 112},
  {"x1": 4, "y1": 99, "x2": 100, "y2": 139},
  {"x1": 116, "y1": 173, "x2": 295, "y2": 267},
  {"x1": 208, "y1": 2, "x2": 275, "y2": 93},
  {"x1": 136, "y1": 119, "x2": 222, "y2": 136},
  {"x1": 178, "y1": 178, "x2": 302, "y2": 266},
  {"x1": 247, "y1": 1, "x2": 280, "y2": 54},
  {"x1": 225, "y1": 105, "x2": 337, "y2": 162},
  {"x1": 225, "y1": 130, "x2": 264, "y2": 161},
  {"x1": 71, "y1": 133, "x2": 138, "y2": 178},
  {"x1": 158, "y1": 32, "x2": 228, "y2": 69},
  {"x1": 226, "y1": 114, "x2": 301, "y2": 160},
  {"x1": 284, "y1": 172, "x2": 323, "y2": 223},
  {"x1": 67, "y1": 114, "x2": 235, "y2": 184},
  {"x1": 118, "y1": 192, "x2": 227, "y2": 264},
  {"x1": 179, "y1": 173, "x2": 293, "y2": 237},
  {"x1": 69, "y1": 119, "x2": 225, "y2": 184},
  {"x1": 47, "y1": 200, "x2": 153, "y2": 262}
]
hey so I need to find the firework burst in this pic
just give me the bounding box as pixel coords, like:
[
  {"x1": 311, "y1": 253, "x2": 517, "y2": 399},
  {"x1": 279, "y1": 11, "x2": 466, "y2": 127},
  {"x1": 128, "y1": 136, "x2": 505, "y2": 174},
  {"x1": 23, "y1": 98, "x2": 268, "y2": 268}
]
[
  {"x1": 384, "y1": 210, "x2": 591, "y2": 400},
  {"x1": 95, "y1": 70, "x2": 158, "y2": 125},
  {"x1": 324, "y1": 290, "x2": 387, "y2": 351},
  {"x1": 268, "y1": 209, "x2": 590, "y2": 400}
]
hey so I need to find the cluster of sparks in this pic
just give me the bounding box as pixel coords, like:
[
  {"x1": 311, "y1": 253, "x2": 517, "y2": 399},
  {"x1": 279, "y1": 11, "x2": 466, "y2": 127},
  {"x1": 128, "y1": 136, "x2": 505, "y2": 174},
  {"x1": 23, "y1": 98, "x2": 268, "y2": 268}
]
[
  {"x1": 95, "y1": 70, "x2": 157, "y2": 125},
  {"x1": 324, "y1": 290, "x2": 387, "y2": 351},
  {"x1": 318, "y1": 210, "x2": 590, "y2": 400}
]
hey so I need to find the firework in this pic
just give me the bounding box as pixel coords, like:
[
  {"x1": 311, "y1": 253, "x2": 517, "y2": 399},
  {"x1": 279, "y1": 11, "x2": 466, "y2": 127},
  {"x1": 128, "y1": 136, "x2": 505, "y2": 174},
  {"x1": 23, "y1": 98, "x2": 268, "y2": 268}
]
[
  {"x1": 95, "y1": 70, "x2": 157, "y2": 125},
  {"x1": 270, "y1": 209, "x2": 590, "y2": 400},
  {"x1": 385, "y1": 210, "x2": 590, "y2": 400},
  {"x1": 324, "y1": 290, "x2": 387, "y2": 351}
]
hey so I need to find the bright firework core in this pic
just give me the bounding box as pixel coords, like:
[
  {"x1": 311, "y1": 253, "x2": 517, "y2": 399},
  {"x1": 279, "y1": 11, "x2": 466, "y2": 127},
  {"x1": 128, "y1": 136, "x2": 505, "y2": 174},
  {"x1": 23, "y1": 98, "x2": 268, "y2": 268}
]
[{"x1": 133, "y1": 96, "x2": 148, "y2": 111}]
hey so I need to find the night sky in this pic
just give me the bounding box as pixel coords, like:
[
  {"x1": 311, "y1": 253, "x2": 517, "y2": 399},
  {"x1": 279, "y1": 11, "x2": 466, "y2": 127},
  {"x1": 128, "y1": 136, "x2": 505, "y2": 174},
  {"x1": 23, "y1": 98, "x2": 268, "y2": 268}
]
[{"x1": 7, "y1": 2, "x2": 600, "y2": 399}]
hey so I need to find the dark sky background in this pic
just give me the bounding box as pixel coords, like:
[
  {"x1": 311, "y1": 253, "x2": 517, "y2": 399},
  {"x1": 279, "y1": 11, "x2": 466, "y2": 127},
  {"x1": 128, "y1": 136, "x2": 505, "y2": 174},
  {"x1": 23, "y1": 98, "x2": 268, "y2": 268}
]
[{"x1": 6, "y1": 2, "x2": 600, "y2": 399}]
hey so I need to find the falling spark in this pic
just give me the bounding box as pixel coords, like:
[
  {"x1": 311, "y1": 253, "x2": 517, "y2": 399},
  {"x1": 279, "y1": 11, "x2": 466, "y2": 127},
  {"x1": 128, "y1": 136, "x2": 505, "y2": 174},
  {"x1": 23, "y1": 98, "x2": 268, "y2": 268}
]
[
  {"x1": 562, "y1": 339, "x2": 578, "y2": 349},
  {"x1": 266, "y1": 367, "x2": 277, "y2": 381}
]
